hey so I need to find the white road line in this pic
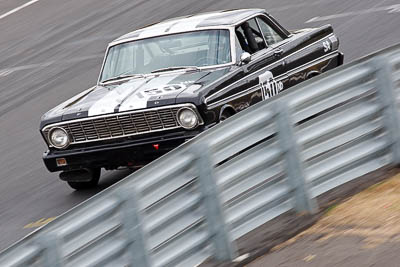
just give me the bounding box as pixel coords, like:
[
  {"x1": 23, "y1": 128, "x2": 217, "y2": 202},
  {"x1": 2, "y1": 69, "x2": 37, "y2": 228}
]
[
  {"x1": 0, "y1": 0, "x2": 39, "y2": 20},
  {"x1": 0, "y1": 54, "x2": 102, "y2": 77},
  {"x1": 306, "y1": 4, "x2": 400, "y2": 23},
  {"x1": 269, "y1": 1, "x2": 325, "y2": 12}
]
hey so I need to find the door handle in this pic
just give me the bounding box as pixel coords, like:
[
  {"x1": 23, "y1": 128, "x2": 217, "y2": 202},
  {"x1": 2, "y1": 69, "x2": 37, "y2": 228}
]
[{"x1": 273, "y1": 48, "x2": 283, "y2": 57}]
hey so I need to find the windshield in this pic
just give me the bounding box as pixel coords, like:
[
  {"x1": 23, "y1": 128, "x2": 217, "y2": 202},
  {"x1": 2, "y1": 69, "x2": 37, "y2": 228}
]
[{"x1": 100, "y1": 29, "x2": 231, "y2": 82}]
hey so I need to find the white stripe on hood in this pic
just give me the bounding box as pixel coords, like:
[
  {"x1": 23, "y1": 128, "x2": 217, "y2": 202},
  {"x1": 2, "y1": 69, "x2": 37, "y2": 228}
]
[
  {"x1": 88, "y1": 79, "x2": 147, "y2": 116},
  {"x1": 118, "y1": 74, "x2": 182, "y2": 112}
]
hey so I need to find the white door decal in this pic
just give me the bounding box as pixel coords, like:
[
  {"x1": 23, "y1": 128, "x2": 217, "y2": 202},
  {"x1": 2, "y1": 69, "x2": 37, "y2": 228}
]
[{"x1": 259, "y1": 71, "x2": 283, "y2": 100}]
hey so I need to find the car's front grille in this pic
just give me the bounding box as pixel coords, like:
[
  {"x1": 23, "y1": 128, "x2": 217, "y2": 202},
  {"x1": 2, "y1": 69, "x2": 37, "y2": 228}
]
[{"x1": 43, "y1": 106, "x2": 186, "y2": 146}]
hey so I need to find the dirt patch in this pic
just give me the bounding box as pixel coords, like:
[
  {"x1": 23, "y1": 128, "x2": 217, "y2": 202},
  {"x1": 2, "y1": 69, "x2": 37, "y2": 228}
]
[
  {"x1": 247, "y1": 170, "x2": 400, "y2": 267},
  {"x1": 200, "y1": 167, "x2": 400, "y2": 267}
]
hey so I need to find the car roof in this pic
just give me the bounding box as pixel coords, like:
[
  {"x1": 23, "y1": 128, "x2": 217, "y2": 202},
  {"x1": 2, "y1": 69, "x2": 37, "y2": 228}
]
[{"x1": 111, "y1": 8, "x2": 266, "y2": 44}]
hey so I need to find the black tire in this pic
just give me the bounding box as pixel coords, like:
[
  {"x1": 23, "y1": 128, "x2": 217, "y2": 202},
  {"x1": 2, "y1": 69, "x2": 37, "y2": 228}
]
[
  {"x1": 220, "y1": 109, "x2": 234, "y2": 122},
  {"x1": 67, "y1": 168, "x2": 101, "y2": 190}
]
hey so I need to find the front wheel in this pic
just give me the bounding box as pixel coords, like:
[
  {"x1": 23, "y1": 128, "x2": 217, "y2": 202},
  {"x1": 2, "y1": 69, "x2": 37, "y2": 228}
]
[
  {"x1": 220, "y1": 109, "x2": 235, "y2": 122},
  {"x1": 66, "y1": 168, "x2": 101, "y2": 190}
]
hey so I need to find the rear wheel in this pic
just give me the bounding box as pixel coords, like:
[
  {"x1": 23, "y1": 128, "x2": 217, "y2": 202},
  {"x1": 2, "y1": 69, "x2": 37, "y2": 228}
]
[{"x1": 66, "y1": 168, "x2": 101, "y2": 190}]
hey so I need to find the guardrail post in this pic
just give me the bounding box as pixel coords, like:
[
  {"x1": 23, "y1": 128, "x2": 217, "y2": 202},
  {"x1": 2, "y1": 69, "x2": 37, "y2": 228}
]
[
  {"x1": 273, "y1": 101, "x2": 318, "y2": 214},
  {"x1": 373, "y1": 56, "x2": 400, "y2": 165},
  {"x1": 36, "y1": 233, "x2": 63, "y2": 267},
  {"x1": 191, "y1": 143, "x2": 237, "y2": 262},
  {"x1": 117, "y1": 189, "x2": 152, "y2": 267}
]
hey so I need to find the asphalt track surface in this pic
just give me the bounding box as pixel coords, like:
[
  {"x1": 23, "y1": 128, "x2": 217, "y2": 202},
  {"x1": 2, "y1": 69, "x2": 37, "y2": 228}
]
[{"x1": 0, "y1": 0, "x2": 400, "y2": 252}]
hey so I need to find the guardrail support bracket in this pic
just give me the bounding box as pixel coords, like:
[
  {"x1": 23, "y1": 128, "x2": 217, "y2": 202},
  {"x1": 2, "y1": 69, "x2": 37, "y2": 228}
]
[
  {"x1": 273, "y1": 101, "x2": 318, "y2": 214},
  {"x1": 374, "y1": 56, "x2": 400, "y2": 165},
  {"x1": 36, "y1": 233, "x2": 63, "y2": 267},
  {"x1": 117, "y1": 189, "x2": 152, "y2": 267},
  {"x1": 192, "y1": 143, "x2": 237, "y2": 262}
]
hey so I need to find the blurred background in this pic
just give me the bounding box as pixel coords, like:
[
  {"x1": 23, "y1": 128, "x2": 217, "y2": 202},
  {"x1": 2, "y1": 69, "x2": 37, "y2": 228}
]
[{"x1": 0, "y1": 0, "x2": 400, "y2": 255}]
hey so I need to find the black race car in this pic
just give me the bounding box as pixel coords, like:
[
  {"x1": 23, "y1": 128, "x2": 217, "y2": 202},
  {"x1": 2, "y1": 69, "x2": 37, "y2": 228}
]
[{"x1": 40, "y1": 8, "x2": 343, "y2": 189}]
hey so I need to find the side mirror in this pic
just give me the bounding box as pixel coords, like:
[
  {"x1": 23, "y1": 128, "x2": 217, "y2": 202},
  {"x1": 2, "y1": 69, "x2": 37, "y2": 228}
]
[{"x1": 240, "y1": 52, "x2": 251, "y2": 65}]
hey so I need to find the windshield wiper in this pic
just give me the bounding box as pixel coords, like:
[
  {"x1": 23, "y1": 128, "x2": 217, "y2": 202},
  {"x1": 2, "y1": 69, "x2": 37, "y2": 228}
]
[
  {"x1": 151, "y1": 66, "x2": 200, "y2": 74},
  {"x1": 101, "y1": 74, "x2": 146, "y2": 83}
]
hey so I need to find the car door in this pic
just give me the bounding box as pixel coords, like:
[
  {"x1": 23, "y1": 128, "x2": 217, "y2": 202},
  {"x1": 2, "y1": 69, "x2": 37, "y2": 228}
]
[
  {"x1": 205, "y1": 16, "x2": 288, "y2": 115},
  {"x1": 229, "y1": 17, "x2": 287, "y2": 109},
  {"x1": 257, "y1": 15, "x2": 335, "y2": 87},
  {"x1": 254, "y1": 15, "x2": 292, "y2": 93}
]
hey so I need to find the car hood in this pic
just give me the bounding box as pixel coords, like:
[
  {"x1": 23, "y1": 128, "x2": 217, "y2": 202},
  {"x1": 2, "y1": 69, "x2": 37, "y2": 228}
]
[{"x1": 40, "y1": 68, "x2": 229, "y2": 127}]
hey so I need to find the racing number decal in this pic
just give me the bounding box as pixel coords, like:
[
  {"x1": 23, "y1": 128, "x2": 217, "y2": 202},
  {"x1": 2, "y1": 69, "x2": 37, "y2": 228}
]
[
  {"x1": 323, "y1": 40, "x2": 331, "y2": 52},
  {"x1": 259, "y1": 71, "x2": 283, "y2": 100}
]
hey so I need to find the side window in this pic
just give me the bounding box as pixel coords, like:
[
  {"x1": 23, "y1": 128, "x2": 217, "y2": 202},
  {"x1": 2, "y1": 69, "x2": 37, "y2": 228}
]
[
  {"x1": 235, "y1": 18, "x2": 266, "y2": 55},
  {"x1": 246, "y1": 18, "x2": 266, "y2": 50},
  {"x1": 257, "y1": 17, "x2": 284, "y2": 46}
]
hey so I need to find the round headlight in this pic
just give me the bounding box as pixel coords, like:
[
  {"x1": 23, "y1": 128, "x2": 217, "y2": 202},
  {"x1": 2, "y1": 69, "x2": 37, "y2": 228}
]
[
  {"x1": 177, "y1": 108, "x2": 199, "y2": 129},
  {"x1": 48, "y1": 127, "x2": 70, "y2": 149}
]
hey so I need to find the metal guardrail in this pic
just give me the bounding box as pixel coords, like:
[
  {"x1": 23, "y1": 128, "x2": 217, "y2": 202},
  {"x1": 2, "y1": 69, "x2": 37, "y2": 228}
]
[{"x1": 2, "y1": 44, "x2": 400, "y2": 266}]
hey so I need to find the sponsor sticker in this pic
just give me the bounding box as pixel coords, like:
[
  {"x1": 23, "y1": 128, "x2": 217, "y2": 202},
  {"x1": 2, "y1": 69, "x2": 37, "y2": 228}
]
[{"x1": 323, "y1": 40, "x2": 331, "y2": 52}]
